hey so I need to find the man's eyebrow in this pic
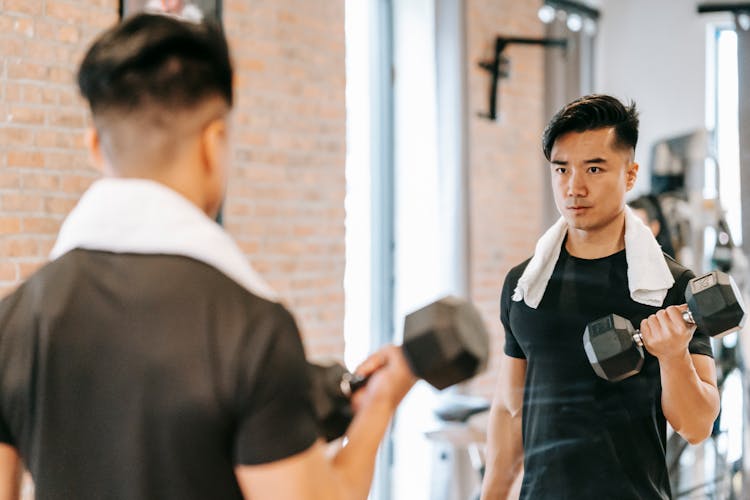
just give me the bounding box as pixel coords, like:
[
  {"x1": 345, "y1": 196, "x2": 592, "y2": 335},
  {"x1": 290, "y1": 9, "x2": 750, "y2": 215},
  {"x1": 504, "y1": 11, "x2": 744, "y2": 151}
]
[
  {"x1": 550, "y1": 159, "x2": 567, "y2": 165},
  {"x1": 584, "y1": 157, "x2": 606, "y2": 164}
]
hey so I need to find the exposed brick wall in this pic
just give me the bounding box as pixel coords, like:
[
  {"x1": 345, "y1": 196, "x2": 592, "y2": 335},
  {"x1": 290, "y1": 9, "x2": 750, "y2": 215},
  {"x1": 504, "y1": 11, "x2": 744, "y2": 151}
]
[
  {"x1": 0, "y1": 0, "x2": 347, "y2": 359},
  {"x1": 466, "y1": 0, "x2": 546, "y2": 397},
  {"x1": 0, "y1": 1, "x2": 116, "y2": 298},
  {"x1": 222, "y1": 0, "x2": 346, "y2": 358},
  {"x1": 1, "y1": 0, "x2": 546, "y2": 388}
]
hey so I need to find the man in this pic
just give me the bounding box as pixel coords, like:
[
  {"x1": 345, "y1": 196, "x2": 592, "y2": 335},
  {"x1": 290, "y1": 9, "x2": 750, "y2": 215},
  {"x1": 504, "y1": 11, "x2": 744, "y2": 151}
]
[
  {"x1": 481, "y1": 95, "x2": 719, "y2": 499},
  {"x1": 0, "y1": 14, "x2": 415, "y2": 500}
]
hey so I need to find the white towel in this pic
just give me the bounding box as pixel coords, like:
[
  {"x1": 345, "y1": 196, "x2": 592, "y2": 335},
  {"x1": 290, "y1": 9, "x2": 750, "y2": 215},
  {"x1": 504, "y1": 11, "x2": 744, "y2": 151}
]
[
  {"x1": 50, "y1": 178, "x2": 277, "y2": 301},
  {"x1": 512, "y1": 206, "x2": 674, "y2": 308}
]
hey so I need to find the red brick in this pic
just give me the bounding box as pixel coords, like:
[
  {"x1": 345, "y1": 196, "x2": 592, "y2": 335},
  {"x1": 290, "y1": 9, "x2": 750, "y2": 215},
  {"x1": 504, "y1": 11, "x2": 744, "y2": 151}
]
[
  {"x1": 48, "y1": 66, "x2": 74, "y2": 85},
  {"x1": 13, "y1": 17, "x2": 34, "y2": 37},
  {"x1": 0, "y1": 15, "x2": 13, "y2": 33},
  {"x1": 22, "y1": 172, "x2": 60, "y2": 190},
  {"x1": 0, "y1": 37, "x2": 24, "y2": 58},
  {"x1": 0, "y1": 263, "x2": 17, "y2": 281},
  {"x1": 47, "y1": 108, "x2": 86, "y2": 128},
  {"x1": 22, "y1": 216, "x2": 61, "y2": 233},
  {"x1": 44, "y1": 196, "x2": 78, "y2": 215},
  {"x1": 0, "y1": 217, "x2": 22, "y2": 235},
  {"x1": 0, "y1": 127, "x2": 34, "y2": 147},
  {"x1": 25, "y1": 40, "x2": 71, "y2": 64},
  {"x1": 4, "y1": 0, "x2": 42, "y2": 16},
  {"x1": 0, "y1": 237, "x2": 38, "y2": 257},
  {"x1": 61, "y1": 174, "x2": 95, "y2": 193},
  {"x1": 36, "y1": 130, "x2": 78, "y2": 149},
  {"x1": 46, "y1": 2, "x2": 87, "y2": 23},
  {"x1": 8, "y1": 150, "x2": 44, "y2": 168},
  {"x1": 2, "y1": 193, "x2": 44, "y2": 212},
  {"x1": 28, "y1": 85, "x2": 58, "y2": 106},
  {"x1": 0, "y1": 172, "x2": 21, "y2": 189},
  {"x1": 4, "y1": 83, "x2": 22, "y2": 103},
  {"x1": 7, "y1": 61, "x2": 49, "y2": 81},
  {"x1": 34, "y1": 20, "x2": 57, "y2": 41},
  {"x1": 44, "y1": 152, "x2": 89, "y2": 170},
  {"x1": 8, "y1": 106, "x2": 45, "y2": 125},
  {"x1": 59, "y1": 89, "x2": 84, "y2": 107},
  {"x1": 57, "y1": 24, "x2": 79, "y2": 43},
  {"x1": 37, "y1": 238, "x2": 56, "y2": 257}
]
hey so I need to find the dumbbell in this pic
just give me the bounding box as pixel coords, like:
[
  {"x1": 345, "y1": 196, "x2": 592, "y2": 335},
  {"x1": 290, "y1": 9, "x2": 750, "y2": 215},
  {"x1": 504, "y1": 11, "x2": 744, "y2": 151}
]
[
  {"x1": 308, "y1": 296, "x2": 490, "y2": 441},
  {"x1": 583, "y1": 270, "x2": 746, "y2": 382}
]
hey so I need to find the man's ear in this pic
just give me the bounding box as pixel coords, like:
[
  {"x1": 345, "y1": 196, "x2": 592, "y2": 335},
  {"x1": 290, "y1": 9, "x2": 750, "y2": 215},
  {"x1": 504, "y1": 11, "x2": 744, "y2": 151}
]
[
  {"x1": 85, "y1": 127, "x2": 106, "y2": 173},
  {"x1": 626, "y1": 162, "x2": 639, "y2": 191},
  {"x1": 200, "y1": 118, "x2": 228, "y2": 176}
]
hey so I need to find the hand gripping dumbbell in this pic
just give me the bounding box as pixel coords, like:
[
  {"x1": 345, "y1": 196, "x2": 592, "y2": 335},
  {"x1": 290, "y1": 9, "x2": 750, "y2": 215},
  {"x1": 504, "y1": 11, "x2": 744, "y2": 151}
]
[
  {"x1": 583, "y1": 270, "x2": 747, "y2": 382},
  {"x1": 308, "y1": 296, "x2": 490, "y2": 441}
]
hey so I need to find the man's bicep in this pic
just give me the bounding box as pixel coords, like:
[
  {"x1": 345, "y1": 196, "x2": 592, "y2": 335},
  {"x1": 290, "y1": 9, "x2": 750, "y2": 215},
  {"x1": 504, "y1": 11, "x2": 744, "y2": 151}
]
[
  {"x1": 233, "y1": 304, "x2": 319, "y2": 465},
  {"x1": 234, "y1": 440, "x2": 339, "y2": 500},
  {"x1": 0, "y1": 443, "x2": 21, "y2": 500},
  {"x1": 493, "y1": 354, "x2": 527, "y2": 416}
]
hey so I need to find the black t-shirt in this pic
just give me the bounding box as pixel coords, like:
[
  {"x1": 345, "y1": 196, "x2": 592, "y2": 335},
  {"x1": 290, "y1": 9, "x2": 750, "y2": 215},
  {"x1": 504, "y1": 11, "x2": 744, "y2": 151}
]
[
  {"x1": 501, "y1": 245, "x2": 713, "y2": 500},
  {"x1": 0, "y1": 250, "x2": 319, "y2": 500}
]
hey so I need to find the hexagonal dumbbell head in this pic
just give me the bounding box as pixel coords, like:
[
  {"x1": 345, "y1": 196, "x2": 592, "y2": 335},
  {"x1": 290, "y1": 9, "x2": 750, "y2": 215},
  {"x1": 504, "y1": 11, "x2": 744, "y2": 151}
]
[
  {"x1": 583, "y1": 314, "x2": 643, "y2": 382},
  {"x1": 402, "y1": 296, "x2": 489, "y2": 390},
  {"x1": 685, "y1": 271, "x2": 747, "y2": 337}
]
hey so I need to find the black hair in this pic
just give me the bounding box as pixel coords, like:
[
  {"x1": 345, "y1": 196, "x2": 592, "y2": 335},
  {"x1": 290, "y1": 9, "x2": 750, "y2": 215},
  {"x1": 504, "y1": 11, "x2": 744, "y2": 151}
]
[
  {"x1": 77, "y1": 13, "x2": 233, "y2": 117},
  {"x1": 542, "y1": 94, "x2": 639, "y2": 161}
]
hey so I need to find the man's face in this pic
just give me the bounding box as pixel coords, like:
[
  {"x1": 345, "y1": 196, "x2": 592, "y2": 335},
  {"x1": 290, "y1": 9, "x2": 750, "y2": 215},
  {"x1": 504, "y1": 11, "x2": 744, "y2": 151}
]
[{"x1": 549, "y1": 127, "x2": 637, "y2": 233}]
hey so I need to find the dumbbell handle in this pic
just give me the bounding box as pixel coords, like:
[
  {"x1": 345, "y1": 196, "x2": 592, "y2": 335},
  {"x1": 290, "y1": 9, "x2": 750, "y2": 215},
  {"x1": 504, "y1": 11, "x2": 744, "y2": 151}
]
[
  {"x1": 632, "y1": 309, "x2": 695, "y2": 347},
  {"x1": 339, "y1": 372, "x2": 368, "y2": 398}
]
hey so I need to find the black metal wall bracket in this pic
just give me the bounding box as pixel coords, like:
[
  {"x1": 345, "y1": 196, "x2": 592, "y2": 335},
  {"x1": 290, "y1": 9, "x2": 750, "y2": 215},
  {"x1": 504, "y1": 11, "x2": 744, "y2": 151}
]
[{"x1": 478, "y1": 36, "x2": 567, "y2": 121}]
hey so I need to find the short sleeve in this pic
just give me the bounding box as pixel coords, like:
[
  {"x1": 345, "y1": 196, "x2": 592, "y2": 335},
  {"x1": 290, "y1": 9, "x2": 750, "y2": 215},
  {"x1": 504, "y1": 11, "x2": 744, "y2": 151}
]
[
  {"x1": 233, "y1": 304, "x2": 319, "y2": 465},
  {"x1": 501, "y1": 270, "x2": 526, "y2": 359},
  {"x1": 671, "y1": 269, "x2": 714, "y2": 358},
  {"x1": 0, "y1": 293, "x2": 19, "y2": 447},
  {"x1": 0, "y1": 417, "x2": 11, "y2": 446}
]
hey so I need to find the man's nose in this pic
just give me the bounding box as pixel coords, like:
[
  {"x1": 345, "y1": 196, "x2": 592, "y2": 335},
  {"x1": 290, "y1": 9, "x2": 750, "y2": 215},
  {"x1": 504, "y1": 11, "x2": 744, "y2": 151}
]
[{"x1": 567, "y1": 170, "x2": 587, "y2": 197}]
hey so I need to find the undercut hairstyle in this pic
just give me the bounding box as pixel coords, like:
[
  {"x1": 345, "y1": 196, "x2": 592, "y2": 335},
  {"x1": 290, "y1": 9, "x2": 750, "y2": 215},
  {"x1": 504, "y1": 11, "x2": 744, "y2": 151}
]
[
  {"x1": 78, "y1": 13, "x2": 233, "y2": 117},
  {"x1": 76, "y1": 13, "x2": 233, "y2": 169},
  {"x1": 542, "y1": 94, "x2": 639, "y2": 161}
]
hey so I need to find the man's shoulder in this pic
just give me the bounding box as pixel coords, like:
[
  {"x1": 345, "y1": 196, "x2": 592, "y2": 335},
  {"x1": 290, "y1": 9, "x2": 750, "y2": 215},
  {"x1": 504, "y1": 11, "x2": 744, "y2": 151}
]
[
  {"x1": 505, "y1": 257, "x2": 533, "y2": 284},
  {"x1": 2, "y1": 250, "x2": 286, "y2": 325},
  {"x1": 499, "y1": 257, "x2": 533, "y2": 304}
]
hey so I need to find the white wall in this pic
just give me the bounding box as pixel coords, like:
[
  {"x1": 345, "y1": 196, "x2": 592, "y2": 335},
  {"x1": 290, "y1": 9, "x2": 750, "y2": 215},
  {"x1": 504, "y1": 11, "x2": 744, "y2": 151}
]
[{"x1": 595, "y1": 0, "x2": 724, "y2": 194}]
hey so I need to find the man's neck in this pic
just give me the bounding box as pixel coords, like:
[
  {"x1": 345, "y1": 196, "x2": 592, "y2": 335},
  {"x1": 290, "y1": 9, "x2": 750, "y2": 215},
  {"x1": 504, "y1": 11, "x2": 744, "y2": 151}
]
[{"x1": 565, "y1": 212, "x2": 626, "y2": 259}]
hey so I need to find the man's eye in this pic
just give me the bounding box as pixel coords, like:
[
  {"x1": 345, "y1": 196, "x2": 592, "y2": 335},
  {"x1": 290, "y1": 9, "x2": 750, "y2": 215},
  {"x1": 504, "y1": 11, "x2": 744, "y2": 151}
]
[
  {"x1": 555, "y1": 167, "x2": 566, "y2": 174},
  {"x1": 589, "y1": 166, "x2": 601, "y2": 173}
]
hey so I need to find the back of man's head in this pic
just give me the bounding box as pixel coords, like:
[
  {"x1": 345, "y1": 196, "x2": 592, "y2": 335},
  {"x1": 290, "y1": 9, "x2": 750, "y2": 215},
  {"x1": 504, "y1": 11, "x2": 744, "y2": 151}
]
[
  {"x1": 77, "y1": 13, "x2": 233, "y2": 171},
  {"x1": 542, "y1": 94, "x2": 639, "y2": 161}
]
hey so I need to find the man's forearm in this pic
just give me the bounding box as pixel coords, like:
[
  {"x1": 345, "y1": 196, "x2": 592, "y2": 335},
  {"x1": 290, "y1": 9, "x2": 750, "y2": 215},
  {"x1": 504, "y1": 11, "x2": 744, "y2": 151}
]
[
  {"x1": 330, "y1": 399, "x2": 394, "y2": 500},
  {"x1": 481, "y1": 405, "x2": 523, "y2": 500},
  {"x1": 661, "y1": 352, "x2": 720, "y2": 444},
  {"x1": 0, "y1": 444, "x2": 21, "y2": 500}
]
